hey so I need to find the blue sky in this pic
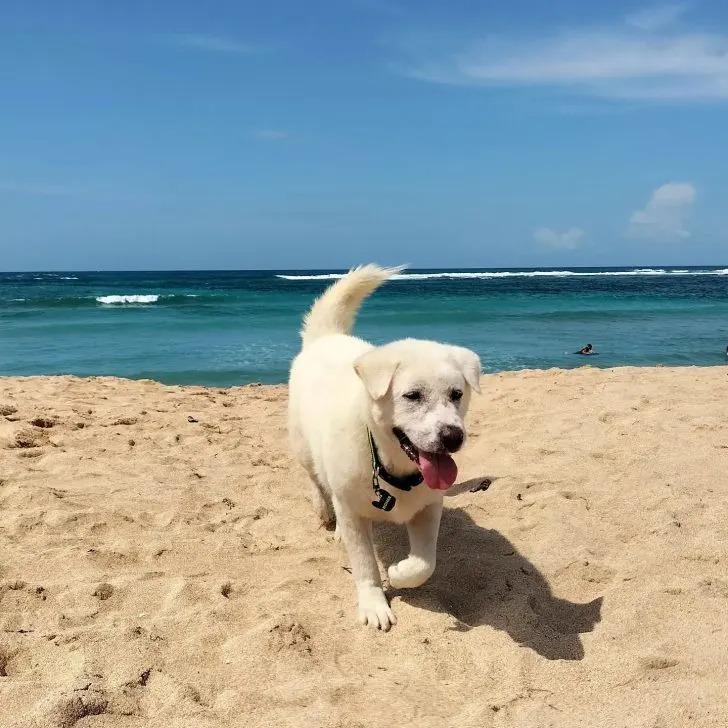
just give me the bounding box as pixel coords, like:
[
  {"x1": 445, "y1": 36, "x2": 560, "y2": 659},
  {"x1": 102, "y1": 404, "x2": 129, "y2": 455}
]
[{"x1": 2, "y1": 0, "x2": 728, "y2": 270}]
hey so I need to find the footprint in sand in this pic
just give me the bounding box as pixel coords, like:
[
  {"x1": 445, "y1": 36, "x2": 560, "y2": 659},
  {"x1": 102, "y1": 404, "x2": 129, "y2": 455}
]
[
  {"x1": 560, "y1": 491, "x2": 591, "y2": 510},
  {"x1": 111, "y1": 416, "x2": 138, "y2": 426},
  {"x1": 699, "y1": 578, "x2": 728, "y2": 598},
  {"x1": 10, "y1": 428, "x2": 49, "y2": 449},
  {"x1": 92, "y1": 583, "x2": 114, "y2": 601},
  {"x1": 268, "y1": 619, "x2": 312, "y2": 654},
  {"x1": 0, "y1": 645, "x2": 15, "y2": 677},
  {"x1": 641, "y1": 656, "x2": 679, "y2": 670},
  {"x1": 40, "y1": 690, "x2": 110, "y2": 728},
  {"x1": 556, "y1": 559, "x2": 615, "y2": 585}
]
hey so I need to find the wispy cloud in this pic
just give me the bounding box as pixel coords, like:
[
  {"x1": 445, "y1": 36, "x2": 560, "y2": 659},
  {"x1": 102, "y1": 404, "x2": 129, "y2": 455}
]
[
  {"x1": 252, "y1": 129, "x2": 289, "y2": 141},
  {"x1": 533, "y1": 226, "x2": 585, "y2": 250},
  {"x1": 170, "y1": 33, "x2": 258, "y2": 55},
  {"x1": 400, "y1": 5, "x2": 728, "y2": 101},
  {"x1": 628, "y1": 182, "x2": 696, "y2": 241},
  {"x1": 626, "y1": 3, "x2": 688, "y2": 31}
]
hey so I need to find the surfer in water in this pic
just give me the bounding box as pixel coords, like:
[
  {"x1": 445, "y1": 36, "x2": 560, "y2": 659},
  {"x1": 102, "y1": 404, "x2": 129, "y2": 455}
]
[{"x1": 576, "y1": 343, "x2": 595, "y2": 355}]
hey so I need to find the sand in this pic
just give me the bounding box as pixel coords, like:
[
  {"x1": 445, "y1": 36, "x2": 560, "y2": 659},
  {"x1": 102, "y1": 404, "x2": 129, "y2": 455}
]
[{"x1": 1, "y1": 366, "x2": 727, "y2": 728}]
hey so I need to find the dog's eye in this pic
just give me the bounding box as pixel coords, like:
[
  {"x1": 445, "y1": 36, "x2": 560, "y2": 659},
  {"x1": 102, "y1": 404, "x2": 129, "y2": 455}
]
[
  {"x1": 403, "y1": 391, "x2": 422, "y2": 402},
  {"x1": 450, "y1": 389, "x2": 463, "y2": 402}
]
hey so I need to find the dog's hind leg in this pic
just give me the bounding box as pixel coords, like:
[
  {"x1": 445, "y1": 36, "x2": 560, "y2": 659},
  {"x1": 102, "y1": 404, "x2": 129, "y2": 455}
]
[
  {"x1": 309, "y1": 474, "x2": 335, "y2": 530},
  {"x1": 289, "y1": 419, "x2": 335, "y2": 529},
  {"x1": 296, "y1": 455, "x2": 335, "y2": 528},
  {"x1": 387, "y1": 501, "x2": 442, "y2": 589}
]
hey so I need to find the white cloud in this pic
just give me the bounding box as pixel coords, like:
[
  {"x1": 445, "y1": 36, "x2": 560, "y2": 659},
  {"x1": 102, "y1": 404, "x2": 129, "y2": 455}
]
[
  {"x1": 533, "y1": 226, "x2": 585, "y2": 250},
  {"x1": 252, "y1": 129, "x2": 289, "y2": 140},
  {"x1": 401, "y1": 5, "x2": 728, "y2": 101},
  {"x1": 628, "y1": 182, "x2": 696, "y2": 241},
  {"x1": 170, "y1": 34, "x2": 257, "y2": 54},
  {"x1": 626, "y1": 3, "x2": 688, "y2": 31}
]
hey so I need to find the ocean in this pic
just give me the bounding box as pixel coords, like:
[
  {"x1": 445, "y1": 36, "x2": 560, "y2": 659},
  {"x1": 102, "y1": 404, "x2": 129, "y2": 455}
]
[{"x1": 1, "y1": 268, "x2": 727, "y2": 386}]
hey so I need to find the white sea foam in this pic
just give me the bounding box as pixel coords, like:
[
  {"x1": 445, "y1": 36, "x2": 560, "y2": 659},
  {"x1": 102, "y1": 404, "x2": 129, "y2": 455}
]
[
  {"x1": 60, "y1": 276, "x2": 79, "y2": 280},
  {"x1": 277, "y1": 268, "x2": 728, "y2": 281},
  {"x1": 277, "y1": 273, "x2": 344, "y2": 280},
  {"x1": 96, "y1": 294, "x2": 160, "y2": 304}
]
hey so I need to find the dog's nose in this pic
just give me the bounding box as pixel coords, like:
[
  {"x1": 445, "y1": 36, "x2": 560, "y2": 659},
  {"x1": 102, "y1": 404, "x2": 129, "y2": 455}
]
[{"x1": 440, "y1": 425, "x2": 464, "y2": 453}]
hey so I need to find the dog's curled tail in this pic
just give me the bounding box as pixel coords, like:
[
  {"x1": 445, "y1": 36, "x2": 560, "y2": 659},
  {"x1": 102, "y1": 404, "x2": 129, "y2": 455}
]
[{"x1": 301, "y1": 264, "x2": 403, "y2": 346}]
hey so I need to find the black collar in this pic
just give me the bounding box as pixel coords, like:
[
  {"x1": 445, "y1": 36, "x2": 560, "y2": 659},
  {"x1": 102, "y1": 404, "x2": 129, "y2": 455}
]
[{"x1": 367, "y1": 429, "x2": 423, "y2": 512}]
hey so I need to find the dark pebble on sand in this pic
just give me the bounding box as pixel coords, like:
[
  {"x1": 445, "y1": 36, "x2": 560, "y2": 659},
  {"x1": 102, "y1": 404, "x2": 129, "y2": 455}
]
[{"x1": 470, "y1": 478, "x2": 492, "y2": 493}]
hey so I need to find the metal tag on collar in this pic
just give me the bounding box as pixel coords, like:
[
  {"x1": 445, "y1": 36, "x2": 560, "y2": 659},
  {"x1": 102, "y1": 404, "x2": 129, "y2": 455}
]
[
  {"x1": 372, "y1": 486, "x2": 396, "y2": 511},
  {"x1": 371, "y1": 466, "x2": 396, "y2": 511}
]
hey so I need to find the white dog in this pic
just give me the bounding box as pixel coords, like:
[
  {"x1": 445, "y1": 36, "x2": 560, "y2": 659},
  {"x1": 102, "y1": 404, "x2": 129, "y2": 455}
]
[{"x1": 288, "y1": 265, "x2": 481, "y2": 630}]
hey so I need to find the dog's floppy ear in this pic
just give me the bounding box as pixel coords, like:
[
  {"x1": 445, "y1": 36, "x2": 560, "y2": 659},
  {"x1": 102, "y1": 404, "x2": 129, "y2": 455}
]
[
  {"x1": 450, "y1": 346, "x2": 482, "y2": 393},
  {"x1": 354, "y1": 348, "x2": 399, "y2": 400}
]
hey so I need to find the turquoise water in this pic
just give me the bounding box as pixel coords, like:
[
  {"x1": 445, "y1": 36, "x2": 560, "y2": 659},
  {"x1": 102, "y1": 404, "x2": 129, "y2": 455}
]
[{"x1": 1, "y1": 268, "x2": 727, "y2": 386}]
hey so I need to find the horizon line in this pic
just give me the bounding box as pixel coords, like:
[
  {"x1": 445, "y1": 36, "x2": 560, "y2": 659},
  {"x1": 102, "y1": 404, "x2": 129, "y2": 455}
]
[{"x1": 2, "y1": 264, "x2": 728, "y2": 274}]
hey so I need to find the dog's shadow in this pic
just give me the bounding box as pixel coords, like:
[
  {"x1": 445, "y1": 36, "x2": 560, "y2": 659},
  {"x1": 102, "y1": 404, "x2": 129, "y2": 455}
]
[{"x1": 375, "y1": 503, "x2": 602, "y2": 661}]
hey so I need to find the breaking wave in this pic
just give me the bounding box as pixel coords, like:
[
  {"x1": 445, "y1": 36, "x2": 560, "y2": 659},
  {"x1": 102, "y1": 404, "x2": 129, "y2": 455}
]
[
  {"x1": 96, "y1": 294, "x2": 160, "y2": 304},
  {"x1": 277, "y1": 268, "x2": 728, "y2": 281}
]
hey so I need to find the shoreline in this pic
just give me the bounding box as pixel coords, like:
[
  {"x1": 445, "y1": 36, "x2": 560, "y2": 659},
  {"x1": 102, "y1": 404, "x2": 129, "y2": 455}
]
[
  {"x1": 2, "y1": 360, "x2": 727, "y2": 390},
  {"x1": 1, "y1": 366, "x2": 727, "y2": 726}
]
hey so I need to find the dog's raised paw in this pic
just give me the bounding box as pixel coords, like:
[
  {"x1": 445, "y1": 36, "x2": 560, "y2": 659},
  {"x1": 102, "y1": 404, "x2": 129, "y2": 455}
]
[
  {"x1": 357, "y1": 587, "x2": 396, "y2": 631},
  {"x1": 388, "y1": 556, "x2": 435, "y2": 589}
]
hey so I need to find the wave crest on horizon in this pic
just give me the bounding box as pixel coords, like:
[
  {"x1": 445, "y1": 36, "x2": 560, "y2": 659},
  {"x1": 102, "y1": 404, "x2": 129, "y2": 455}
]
[
  {"x1": 96, "y1": 294, "x2": 160, "y2": 304},
  {"x1": 277, "y1": 268, "x2": 728, "y2": 281}
]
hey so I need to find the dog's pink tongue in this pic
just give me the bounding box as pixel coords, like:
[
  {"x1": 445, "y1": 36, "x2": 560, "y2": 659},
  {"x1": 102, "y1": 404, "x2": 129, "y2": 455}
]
[{"x1": 418, "y1": 452, "x2": 458, "y2": 490}]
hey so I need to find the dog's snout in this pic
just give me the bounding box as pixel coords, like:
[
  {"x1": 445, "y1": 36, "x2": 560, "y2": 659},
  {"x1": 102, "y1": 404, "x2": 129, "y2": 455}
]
[{"x1": 440, "y1": 425, "x2": 464, "y2": 453}]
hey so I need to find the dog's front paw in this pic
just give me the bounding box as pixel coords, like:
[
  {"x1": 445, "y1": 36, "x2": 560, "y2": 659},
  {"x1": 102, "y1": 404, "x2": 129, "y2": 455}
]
[
  {"x1": 388, "y1": 557, "x2": 435, "y2": 589},
  {"x1": 357, "y1": 586, "x2": 396, "y2": 631}
]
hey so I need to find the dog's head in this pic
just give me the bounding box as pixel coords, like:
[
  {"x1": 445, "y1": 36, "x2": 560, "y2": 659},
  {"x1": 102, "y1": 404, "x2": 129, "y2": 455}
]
[{"x1": 354, "y1": 339, "x2": 481, "y2": 491}]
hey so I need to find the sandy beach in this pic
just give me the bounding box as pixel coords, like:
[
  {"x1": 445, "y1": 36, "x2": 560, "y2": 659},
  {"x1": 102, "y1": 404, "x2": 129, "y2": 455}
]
[{"x1": 1, "y1": 366, "x2": 727, "y2": 727}]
